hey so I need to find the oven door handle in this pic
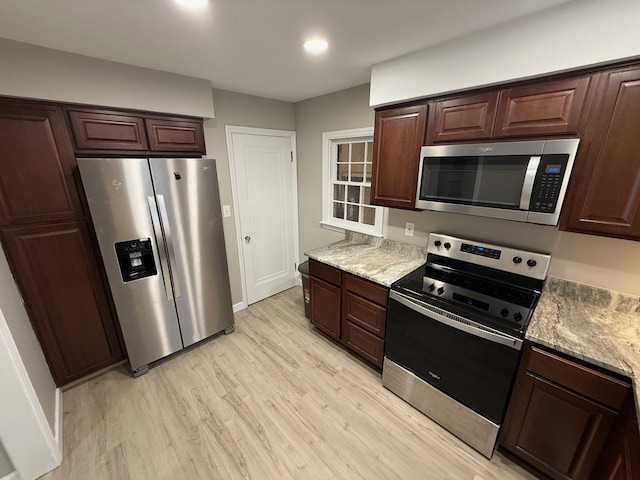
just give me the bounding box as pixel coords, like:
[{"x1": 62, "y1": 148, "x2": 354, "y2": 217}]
[{"x1": 390, "y1": 291, "x2": 523, "y2": 350}]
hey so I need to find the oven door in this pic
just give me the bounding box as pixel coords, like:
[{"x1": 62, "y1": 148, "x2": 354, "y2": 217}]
[{"x1": 385, "y1": 290, "x2": 522, "y2": 425}]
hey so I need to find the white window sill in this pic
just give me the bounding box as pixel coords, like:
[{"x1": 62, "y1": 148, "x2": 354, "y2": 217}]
[{"x1": 319, "y1": 221, "x2": 383, "y2": 238}]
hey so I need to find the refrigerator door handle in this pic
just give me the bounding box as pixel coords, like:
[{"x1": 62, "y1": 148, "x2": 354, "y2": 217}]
[
  {"x1": 156, "y1": 194, "x2": 182, "y2": 299},
  {"x1": 148, "y1": 196, "x2": 174, "y2": 301}
]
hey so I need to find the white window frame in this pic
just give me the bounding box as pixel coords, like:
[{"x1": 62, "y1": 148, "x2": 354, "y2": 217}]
[{"x1": 320, "y1": 127, "x2": 384, "y2": 237}]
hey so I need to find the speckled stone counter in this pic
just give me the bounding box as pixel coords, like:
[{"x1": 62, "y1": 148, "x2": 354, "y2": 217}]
[
  {"x1": 527, "y1": 277, "x2": 640, "y2": 417},
  {"x1": 304, "y1": 232, "x2": 426, "y2": 287}
]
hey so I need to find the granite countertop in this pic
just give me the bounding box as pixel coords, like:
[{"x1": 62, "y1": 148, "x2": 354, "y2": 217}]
[
  {"x1": 304, "y1": 232, "x2": 426, "y2": 287},
  {"x1": 527, "y1": 277, "x2": 640, "y2": 415}
]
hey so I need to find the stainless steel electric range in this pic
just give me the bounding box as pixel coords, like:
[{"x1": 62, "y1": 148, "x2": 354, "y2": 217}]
[{"x1": 382, "y1": 233, "x2": 550, "y2": 458}]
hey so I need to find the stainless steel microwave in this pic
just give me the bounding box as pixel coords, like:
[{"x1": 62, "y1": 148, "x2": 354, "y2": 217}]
[{"x1": 415, "y1": 139, "x2": 580, "y2": 225}]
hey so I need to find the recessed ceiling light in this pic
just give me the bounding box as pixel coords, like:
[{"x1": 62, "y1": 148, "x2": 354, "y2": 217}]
[
  {"x1": 174, "y1": 0, "x2": 208, "y2": 7},
  {"x1": 304, "y1": 39, "x2": 329, "y2": 55}
]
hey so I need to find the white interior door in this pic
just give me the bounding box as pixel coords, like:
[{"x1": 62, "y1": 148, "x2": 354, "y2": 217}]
[{"x1": 227, "y1": 127, "x2": 298, "y2": 305}]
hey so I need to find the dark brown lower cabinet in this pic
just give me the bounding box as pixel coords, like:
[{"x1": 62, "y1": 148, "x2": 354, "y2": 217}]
[
  {"x1": 1, "y1": 221, "x2": 124, "y2": 385},
  {"x1": 310, "y1": 275, "x2": 342, "y2": 339},
  {"x1": 591, "y1": 398, "x2": 640, "y2": 480},
  {"x1": 500, "y1": 343, "x2": 633, "y2": 480},
  {"x1": 308, "y1": 259, "x2": 389, "y2": 368}
]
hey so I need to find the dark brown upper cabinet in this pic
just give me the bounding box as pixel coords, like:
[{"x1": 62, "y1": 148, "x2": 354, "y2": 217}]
[
  {"x1": 66, "y1": 107, "x2": 205, "y2": 156},
  {"x1": 1, "y1": 221, "x2": 124, "y2": 386},
  {"x1": 371, "y1": 103, "x2": 427, "y2": 209},
  {"x1": 145, "y1": 117, "x2": 206, "y2": 154},
  {"x1": 0, "y1": 102, "x2": 82, "y2": 226},
  {"x1": 426, "y1": 92, "x2": 498, "y2": 144},
  {"x1": 561, "y1": 66, "x2": 640, "y2": 240},
  {"x1": 494, "y1": 76, "x2": 591, "y2": 138},
  {"x1": 67, "y1": 109, "x2": 149, "y2": 152}
]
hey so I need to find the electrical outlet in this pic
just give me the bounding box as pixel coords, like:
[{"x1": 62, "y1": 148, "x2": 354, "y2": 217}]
[
  {"x1": 405, "y1": 222, "x2": 415, "y2": 236},
  {"x1": 222, "y1": 205, "x2": 231, "y2": 217}
]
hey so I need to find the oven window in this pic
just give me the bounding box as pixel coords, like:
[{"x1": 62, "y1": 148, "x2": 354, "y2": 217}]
[{"x1": 420, "y1": 156, "x2": 530, "y2": 209}]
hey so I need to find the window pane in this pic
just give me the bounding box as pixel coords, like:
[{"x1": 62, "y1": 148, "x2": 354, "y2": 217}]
[
  {"x1": 352, "y1": 143, "x2": 365, "y2": 163},
  {"x1": 333, "y1": 184, "x2": 345, "y2": 201},
  {"x1": 351, "y1": 163, "x2": 365, "y2": 182},
  {"x1": 346, "y1": 204, "x2": 359, "y2": 222},
  {"x1": 347, "y1": 185, "x2": 360, "y2": 203},
  {"x1": 337, "y1": 144, "x2": 350, "y2": 163},
  {"x1": 366, "y1": 142, "x2": 373, "y2": 163},
  {"x1": 364, "y1": 163, "x2": 371, "y2": 182},
  {"x1": 362, "y1": 207, "x2": 376, "y2": 225},
  {"x1": 336, "y1": 163, "x2": 349, "y2": 181},
  {"x1": 333, "y1": 202, "x2": 345, "y2": 219},
  {"x1": 362, "y1": 187, "x2": 371, "y2": 205}
]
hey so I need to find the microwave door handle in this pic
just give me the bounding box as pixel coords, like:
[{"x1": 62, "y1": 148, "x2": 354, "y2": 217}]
[
  {"x1": 156, "y1": 194, "x2": 181, "y2": 299},
  {"x1": 519, "y1": 156, "x2": 541, "y2": 210},
  {"x1": 148, "y1": 196, "x2": 173, "y2": 302},
  {"x1": 390, "y1": 291, "x2": 522, "y2": 350}
]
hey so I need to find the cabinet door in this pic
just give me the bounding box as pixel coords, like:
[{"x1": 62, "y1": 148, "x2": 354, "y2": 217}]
[
  {"x1": 591, "y1": 401, "x2": 640, "y2": 480},
  {"x1": 371, "y1": 103, "x2": 427, "y2": 209},
  {"x1": 561, "y1": 67, "x2": 640, "y2": 239},
  {"x1": 494, "y1": 76, "x2": 591, "y2": 137},
  {"x1": 67, "y1": 109, "x2": 149, "y2": 152},
  {"x1": 310, "y1": 276, "x2": 341, "y2": 339},
  {"x1": 0, "y1": 102, "x2": 82, "y2": 225},
  {"x1": 501, "y1": 371, "x2": 616, "y2": 480},
  {"x1": 1, "y1": 221, "x2": 124, "y2": 386},
  {"x1": 426, "y1": 92, "x2": 498, "y2": 144},
  {"x1": 145, "y1": 118, "x2": 205, "y2": 154}
]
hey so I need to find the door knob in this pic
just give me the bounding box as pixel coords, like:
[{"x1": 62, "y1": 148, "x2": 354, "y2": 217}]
[{"x1": 245, "y1": 236, "x2": 251, "y2": 242}]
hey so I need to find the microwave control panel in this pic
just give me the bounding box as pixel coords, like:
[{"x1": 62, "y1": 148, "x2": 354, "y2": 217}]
[{"x1": 530, "y1": 154, "x2": 568, "y2": 213}]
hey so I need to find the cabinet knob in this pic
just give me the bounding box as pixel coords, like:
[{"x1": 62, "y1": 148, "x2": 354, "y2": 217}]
[{"x1": 244, "y1": 236, "x2": 251, "y2": 242}]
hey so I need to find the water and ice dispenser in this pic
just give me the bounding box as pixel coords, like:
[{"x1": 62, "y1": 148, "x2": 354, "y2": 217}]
[{"x1": 114, "y1": 238, "x2": 157, "y2": 282}]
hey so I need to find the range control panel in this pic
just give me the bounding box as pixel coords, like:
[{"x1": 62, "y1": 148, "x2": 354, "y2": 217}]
[{"x1": 427, "y1": 233, "x2": 551, "y2": 280}]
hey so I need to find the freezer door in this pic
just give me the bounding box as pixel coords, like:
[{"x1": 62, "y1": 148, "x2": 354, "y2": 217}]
[
  {"x1": 77, "y1": 158, "x2": 184, "y2": 372},
  {"x1": 149, "y1": 158, "x2": 234, "y2": 346}
]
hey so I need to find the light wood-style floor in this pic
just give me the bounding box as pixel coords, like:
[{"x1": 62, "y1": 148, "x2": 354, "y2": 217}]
[{"x1": 42, "y1": 287, "x2": 540, "y2": 480}]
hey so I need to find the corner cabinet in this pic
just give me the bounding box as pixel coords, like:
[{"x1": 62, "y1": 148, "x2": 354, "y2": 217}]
[
  {"x1": 500, "y1": 343, "x2": 633, "y2": 480},
  {"x1": 370, "y1": 103, "x2": 427, "y2": 209},
  {"x1": 309, "y1": 259, "x2": 389, "y2": 368},
  {"x1": 560, "y1": 66, "x2": 640, "y2": 240}
]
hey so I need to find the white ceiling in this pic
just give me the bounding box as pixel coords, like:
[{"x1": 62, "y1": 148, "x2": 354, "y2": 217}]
[{"x1": 0, "y1": 0, "x2": 571, "y2": 102}]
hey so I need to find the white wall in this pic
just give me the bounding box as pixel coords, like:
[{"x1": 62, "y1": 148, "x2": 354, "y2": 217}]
[
  {"x1": 205, "y1": 89, "x2": 296, "y2": 306},
  {"x1": 0, "y1": 246, "x2": 57, "y2": 432},
  {"x1": 295, "y1": 85, "x2": 375, "y2": 260},
  {"x1": 0, "y1": 441, "x2": 13, "y2": 478},
  {"x1": 0, "y1": 38, "x2": 214, "y2": 118},
  {"x1": 370, "y1": 0, "x2": 640, "y2": 106}
]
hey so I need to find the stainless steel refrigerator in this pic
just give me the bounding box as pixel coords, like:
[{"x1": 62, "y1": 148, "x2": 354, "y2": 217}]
[{"x1": 78, "y1": 157, "x2": 234, "y2": 376}]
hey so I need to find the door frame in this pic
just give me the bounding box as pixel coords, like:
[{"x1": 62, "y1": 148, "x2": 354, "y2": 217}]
[{"x1": 225, "y1": 125, "x2": 300, "y2": 310}]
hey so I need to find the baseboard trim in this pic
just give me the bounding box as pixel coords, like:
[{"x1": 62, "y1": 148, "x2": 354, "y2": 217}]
[
  {"x1": 233, "y1": 301, "x2": 247, "y2": 313},
  {"x1": 1, "y1": 471, "x2": 19, "y2": 480},
  {"x1": 54, "y1": 388, "x2": 63, "y2": 453}
]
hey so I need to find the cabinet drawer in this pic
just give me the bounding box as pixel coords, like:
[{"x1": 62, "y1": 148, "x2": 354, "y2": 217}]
[
  {"x1": 344, "y1": 273, "x2": 388, "y2": 306},
  {"x1": 145, "y1": 118, "x2": 205, "y2": 153},
  {"x1": 309, "y1": 259, "x2": 341, "y2": 286},
  {"x1": 527, "y1": 346, "x2": 630, "y2": 410},
  {"x1": 343, "y1": 321, "x2": 384, "y2": 368},
  {"x1": 344, "y1": 292, "x2": 386, "y2": 337},
  {"x1": 67, "y1": 110, "x2": 148, "y2": 152}
]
